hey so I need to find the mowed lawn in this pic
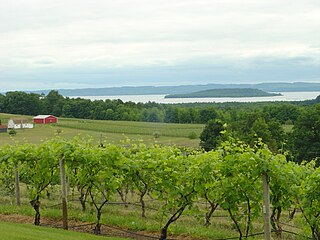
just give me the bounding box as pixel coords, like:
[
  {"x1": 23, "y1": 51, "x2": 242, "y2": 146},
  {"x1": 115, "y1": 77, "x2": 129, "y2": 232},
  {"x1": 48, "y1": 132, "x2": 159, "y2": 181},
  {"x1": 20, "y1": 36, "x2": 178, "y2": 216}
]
[
  {"x1": 0, "y1": 113, "x2": 203, "y2": 147},
  {"x1": 0, "y1": 221, "x2": 127, "y2": 240}
]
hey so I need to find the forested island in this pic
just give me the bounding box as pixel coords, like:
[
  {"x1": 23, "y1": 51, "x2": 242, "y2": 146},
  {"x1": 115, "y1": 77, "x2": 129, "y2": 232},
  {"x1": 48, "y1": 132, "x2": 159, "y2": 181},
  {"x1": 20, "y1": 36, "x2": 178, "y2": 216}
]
[{"x1": 165, "y1": 88, "x2": 281, "y2": 98}]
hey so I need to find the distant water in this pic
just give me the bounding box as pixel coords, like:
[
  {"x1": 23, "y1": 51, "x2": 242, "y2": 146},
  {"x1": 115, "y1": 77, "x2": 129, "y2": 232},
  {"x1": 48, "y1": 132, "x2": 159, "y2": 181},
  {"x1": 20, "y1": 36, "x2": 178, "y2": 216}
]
[{"x1": 71, "y1": 92, "x2": 320, "y2": 104}]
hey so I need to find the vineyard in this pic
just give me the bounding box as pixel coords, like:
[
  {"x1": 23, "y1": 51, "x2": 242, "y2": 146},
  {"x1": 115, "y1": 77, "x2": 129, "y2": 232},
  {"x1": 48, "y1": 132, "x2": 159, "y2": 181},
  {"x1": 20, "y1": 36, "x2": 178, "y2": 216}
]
[
  {"x1": 56, "y1": 118, "x2": 204, "y2": 138},
  {"x1": 0, "y1": 137, "x2": 319, "y2": 240}
]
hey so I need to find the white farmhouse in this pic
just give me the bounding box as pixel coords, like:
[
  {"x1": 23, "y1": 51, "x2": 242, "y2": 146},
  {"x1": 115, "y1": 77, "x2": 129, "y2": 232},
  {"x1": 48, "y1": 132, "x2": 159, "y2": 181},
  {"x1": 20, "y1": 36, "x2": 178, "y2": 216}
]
[{"x1": 8, "y1": 118, "x2": 34, "y2": 129}]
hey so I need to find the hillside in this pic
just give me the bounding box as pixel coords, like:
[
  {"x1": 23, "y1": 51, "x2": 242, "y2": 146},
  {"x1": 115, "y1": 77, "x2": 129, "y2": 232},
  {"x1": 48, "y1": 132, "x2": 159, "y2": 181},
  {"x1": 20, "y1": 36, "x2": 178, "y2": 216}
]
[
  {"x1": 20, "y1": 82, "x2": 320, "y2": 96},
  {"x1": 165, "y1": 88, "x2": 281, "y2": 98}
]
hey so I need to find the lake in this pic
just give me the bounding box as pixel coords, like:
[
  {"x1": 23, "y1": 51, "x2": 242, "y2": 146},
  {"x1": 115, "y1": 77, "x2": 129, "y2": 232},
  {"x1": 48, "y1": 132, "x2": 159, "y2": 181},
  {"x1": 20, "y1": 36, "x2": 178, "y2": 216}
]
[{"x1": 71, "y1": 91, "x2": 320, "y2": 104}]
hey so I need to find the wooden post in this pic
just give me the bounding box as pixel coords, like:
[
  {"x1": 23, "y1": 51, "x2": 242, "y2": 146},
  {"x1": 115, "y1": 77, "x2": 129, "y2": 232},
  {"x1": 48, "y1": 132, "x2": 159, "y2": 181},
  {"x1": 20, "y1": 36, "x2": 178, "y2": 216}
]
[
  {"x1": 14, "y1": 164, "x2": 21, "y2": 206},
  {"x1": 262, "y1": 172, "x2": 271, "y2": 240},
  {"x1": 59, "y1": 158, "x2": 68, "y2": 230}
]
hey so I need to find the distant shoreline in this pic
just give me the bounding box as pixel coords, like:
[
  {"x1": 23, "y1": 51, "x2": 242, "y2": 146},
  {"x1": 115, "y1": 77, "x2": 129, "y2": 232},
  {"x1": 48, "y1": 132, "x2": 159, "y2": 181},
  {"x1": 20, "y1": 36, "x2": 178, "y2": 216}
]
[{"x1": 70, "y1": 91, "x2": 320, "y2": 104}]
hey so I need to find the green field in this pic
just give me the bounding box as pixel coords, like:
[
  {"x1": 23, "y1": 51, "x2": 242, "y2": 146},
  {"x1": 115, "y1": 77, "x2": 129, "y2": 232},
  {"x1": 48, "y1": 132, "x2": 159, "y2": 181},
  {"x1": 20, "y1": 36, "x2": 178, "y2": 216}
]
[
  {"x1": 0, "y1": 113, "x2": 203, "y2": 147},
  {"x1": 0, "y1": 221, "x2": 127, "y2": 240},
  {"x1": 57, "y1": 117, "x2": 203, "y2": 137}
]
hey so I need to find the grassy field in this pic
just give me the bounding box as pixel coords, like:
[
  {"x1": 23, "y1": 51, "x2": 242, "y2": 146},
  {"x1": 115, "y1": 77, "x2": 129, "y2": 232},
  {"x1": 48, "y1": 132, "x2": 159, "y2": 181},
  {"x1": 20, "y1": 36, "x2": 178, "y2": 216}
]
[
  {"x1": 0, "y1": 113, "x2": 202, "y2": 147},
  {"x1": 0, "y1": 221, "x2": 127, "y2": 240}
]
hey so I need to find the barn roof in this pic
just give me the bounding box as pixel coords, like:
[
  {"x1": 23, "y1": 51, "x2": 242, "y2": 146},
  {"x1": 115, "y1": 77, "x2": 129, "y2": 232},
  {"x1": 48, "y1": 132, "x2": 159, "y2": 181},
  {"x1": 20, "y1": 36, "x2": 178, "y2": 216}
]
[
  {"x1": 33, "y1": 115, "x2": 56, "y2": 119},
  {"x1": 0, "y1": 124, "x2": 8, "y2": 129}
]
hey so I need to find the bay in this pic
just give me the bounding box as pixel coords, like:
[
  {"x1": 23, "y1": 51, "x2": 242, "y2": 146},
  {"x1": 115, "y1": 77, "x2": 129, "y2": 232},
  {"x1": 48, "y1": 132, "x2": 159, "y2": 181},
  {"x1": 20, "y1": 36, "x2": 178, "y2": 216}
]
[{"x1": 71, "y1": 91, "x2": 320, "y2": 104}]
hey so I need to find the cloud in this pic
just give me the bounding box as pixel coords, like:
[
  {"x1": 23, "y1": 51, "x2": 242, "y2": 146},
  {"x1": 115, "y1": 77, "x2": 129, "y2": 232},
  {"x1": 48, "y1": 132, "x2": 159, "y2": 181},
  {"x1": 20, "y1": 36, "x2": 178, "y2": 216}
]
[{"x1": 0, "y1": 0, "x2": 319, "y2": 90}]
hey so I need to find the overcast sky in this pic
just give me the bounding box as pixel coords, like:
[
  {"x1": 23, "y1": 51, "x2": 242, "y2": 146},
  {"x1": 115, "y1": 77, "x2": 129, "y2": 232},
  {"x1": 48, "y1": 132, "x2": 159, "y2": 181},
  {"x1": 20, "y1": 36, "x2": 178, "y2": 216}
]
[{"x1": 1, "y1": 0, "x2": 320, "y2": 91}]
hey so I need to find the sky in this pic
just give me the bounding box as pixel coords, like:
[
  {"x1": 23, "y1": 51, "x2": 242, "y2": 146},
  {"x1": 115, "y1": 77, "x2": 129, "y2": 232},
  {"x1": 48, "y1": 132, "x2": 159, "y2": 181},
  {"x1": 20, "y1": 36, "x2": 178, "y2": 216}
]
[{"x1": 1, "y1": 0, "x2": 320, "y2": 91}]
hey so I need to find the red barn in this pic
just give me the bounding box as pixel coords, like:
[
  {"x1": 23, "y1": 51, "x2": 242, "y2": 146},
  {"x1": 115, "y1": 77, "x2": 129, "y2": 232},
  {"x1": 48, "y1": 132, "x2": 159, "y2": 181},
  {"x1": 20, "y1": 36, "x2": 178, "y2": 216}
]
[{"x1": 33, "y1": 115, "x2": 58, "y2": 124}]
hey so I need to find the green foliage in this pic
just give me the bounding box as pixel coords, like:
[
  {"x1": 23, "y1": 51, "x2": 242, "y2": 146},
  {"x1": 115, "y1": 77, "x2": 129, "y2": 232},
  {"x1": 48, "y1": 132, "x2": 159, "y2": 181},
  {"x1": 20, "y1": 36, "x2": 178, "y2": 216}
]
[
  {"x1": 8, "y1": 129, "x2": 16, "y2": 136},
  {"x1": 0, "y1": 94, "x2": 5, "y2": 113},
  {"x1": 153, "y1": 131, "x2": 161, "y2": 138},
  {"x1": 0, "y1": 137, "x2": 319, "y2": 239},
  {"x1": 199, "y1": 119, "x2": 225, "y2": 151},
  {"x1": 291, "y1": 104, "x2": 320, "y2": 163},
  {"x1": 228, "y1": 111, "x2": 285, "y2": 152},
  {"x1": 299, "y1": 167, "x2": 320, "y2": 239},
  {"x1": 188, "y1": 131, "x2": 198, "y2": 139},
  {"x1": 3, "y1": 91, "x2": 44, "y2": 116}
]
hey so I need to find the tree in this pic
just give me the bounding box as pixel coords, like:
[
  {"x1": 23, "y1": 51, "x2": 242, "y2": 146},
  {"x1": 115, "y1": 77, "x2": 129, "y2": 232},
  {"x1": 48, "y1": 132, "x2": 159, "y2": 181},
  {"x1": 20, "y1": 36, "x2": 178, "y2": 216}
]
[
  {"x1": 291, "y1": 104, "x2": 320, "y2": 163},
  {"x1": 199, "y1": 108, "x2": 218, "y2": 123},
  {"x1": 44, "y1": 90, "x2": 64, "y2": 116},
  {"x1": 3, "y1": 91, "x2": 43, "y2": 115},
  {"x1": 164, "y1": 107, "x2": 179, "y2": 123},
  {"x1": 0, "y1": 94, "x2": 5, "y2": 113},
  {"x1": 200, "y1": 119, "x2": 225, "y2": 151},
  {"x1": 141, "y1": 107, "x2": 164, "y2": 122}
]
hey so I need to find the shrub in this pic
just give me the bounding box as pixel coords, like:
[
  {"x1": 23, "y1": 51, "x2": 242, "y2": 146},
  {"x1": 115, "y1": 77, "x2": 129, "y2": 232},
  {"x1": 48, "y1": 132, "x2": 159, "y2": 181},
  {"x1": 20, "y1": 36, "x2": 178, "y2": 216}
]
[
  {"x1": 8, "y1": 129, "x2": 16, "y2": 136},
  {"x1": 188, "y1": 131, "x2": 198, "y2": 139},
  {"x1": 153, "y1": 131, "x2": 161, "y2": 138}
]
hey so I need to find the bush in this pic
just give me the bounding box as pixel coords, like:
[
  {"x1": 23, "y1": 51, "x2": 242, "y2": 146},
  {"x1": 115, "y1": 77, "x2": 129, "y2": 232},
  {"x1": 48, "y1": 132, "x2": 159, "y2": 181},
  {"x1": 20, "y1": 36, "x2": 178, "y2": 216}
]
[
  {"x1": 55, "y1": 129, "x2": 62, "y2": 135},
  {"x1": 8, "y1": 129, "x2": 16, "y2": 136},
  {"x1": 188, "y1": 131, "x2": 198, "y2": 139},
  {"x1": 153, "y1": 131, "x2": 161, "y2": 138}
]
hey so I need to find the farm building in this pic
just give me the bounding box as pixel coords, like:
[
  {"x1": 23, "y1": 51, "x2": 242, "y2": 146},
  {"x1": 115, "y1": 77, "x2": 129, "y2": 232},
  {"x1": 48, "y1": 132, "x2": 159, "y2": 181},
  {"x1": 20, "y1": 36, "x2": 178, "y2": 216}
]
[
  {"x1": 0, "y1": 125, "x2": 8, "y2": 133},
  {"x1": 33, "y1": 115, "x2": 58, "y2": 124},
  {"x1": 8, "y1": 118, "x2": 34, "y2": 129}
]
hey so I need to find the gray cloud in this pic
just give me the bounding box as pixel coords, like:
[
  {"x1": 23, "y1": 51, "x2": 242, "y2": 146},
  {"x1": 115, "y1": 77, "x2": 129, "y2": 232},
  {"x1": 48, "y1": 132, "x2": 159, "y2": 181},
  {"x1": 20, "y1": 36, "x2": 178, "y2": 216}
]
[{"x1": 0, "y1": 0, "x2": 319, "y2": 91}]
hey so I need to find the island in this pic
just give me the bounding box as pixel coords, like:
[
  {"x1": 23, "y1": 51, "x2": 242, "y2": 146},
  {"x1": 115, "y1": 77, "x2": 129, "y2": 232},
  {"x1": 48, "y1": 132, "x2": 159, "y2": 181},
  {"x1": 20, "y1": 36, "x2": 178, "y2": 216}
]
[{"x1": 164, "y1": 88, "x2": 282, "y2": 98}]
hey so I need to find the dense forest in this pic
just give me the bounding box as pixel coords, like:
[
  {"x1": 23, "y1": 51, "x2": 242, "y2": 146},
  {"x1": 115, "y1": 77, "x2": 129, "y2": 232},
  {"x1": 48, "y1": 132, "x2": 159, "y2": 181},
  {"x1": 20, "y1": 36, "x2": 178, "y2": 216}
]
[{"x1": 0, "y1": 90, "x2": 319, "y2": 163}]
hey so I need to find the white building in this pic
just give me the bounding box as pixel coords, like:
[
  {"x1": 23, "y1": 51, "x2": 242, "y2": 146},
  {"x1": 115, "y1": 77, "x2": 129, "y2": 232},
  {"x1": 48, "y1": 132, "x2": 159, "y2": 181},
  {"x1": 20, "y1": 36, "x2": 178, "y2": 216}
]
[{"x1": 8, "y1": 118, "x2": 34, "y2": 129}]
